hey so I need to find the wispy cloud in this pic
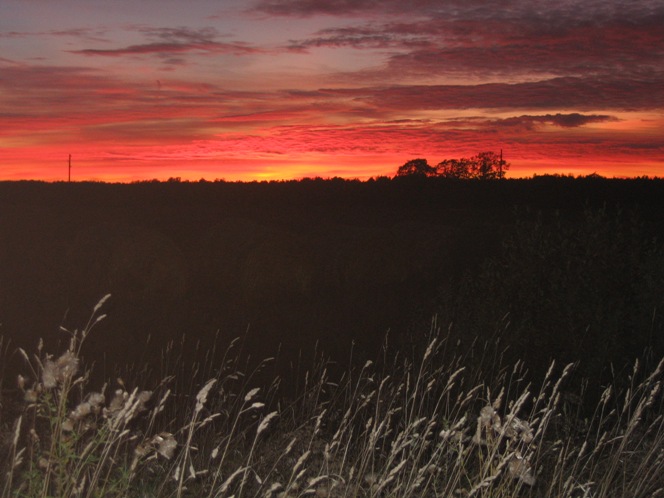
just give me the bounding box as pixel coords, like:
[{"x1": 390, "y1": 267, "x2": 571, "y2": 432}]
[
  {"x1": 71, "y1": 26, "x2": 260, "y2": 58},
  {"x1": 496, "y1": 113, "x2": 618, "y2": 129},
  {"x1": 0, "y1": 27, "x2": 111, "y2": 44},
  {"x1": 286, "y1": 24, "x2": 429, "y2": 51},
  {"x1": 327, "y1": 76, "x2": 664, "y2": 111},
  {"x1": 253, "y1": 0, "x2": 385, "y2": 16}
]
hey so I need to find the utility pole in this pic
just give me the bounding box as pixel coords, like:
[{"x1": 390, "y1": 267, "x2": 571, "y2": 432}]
[
  {"x1": 68, "y1": 154, "x2": 71, "y2": 182},
  {"x1": 499, "y1": 149, "x2": 503, "y2": 179}
]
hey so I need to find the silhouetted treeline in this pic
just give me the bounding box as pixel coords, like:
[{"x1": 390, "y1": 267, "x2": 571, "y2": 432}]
[{"x1": 396, "y1": 151, "x2": 509, "y2": 179}]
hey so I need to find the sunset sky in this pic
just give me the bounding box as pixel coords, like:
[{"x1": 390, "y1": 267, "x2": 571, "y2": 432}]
[{"x1": 1, "y1": 0, "x2": 663, "y2": 182}]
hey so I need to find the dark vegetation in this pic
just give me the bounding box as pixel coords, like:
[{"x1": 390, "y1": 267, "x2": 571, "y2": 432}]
[
  {"x1": 396, "y1": 151, "x2": 508, "y2": 179},
  {"x1": 1, "y1": 175, "x2": 663, "y2": 391},
  {"x1": 2, "y1": 174, "x2": 664, "y2": 497}
]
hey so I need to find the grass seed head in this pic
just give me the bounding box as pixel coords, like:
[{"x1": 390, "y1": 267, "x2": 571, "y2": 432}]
[
  {"x1": 244, "y1": 387, "x2": 261, "y2": 402},
  {"x1": 507, "y1": 452, "x2": 536, "y2": 486},
  {"x1": 257, "y1": 411, "x2": 279, "y2": 436},
  {"x1": 195, "y1": 378, "x2": 216, "y2": 412}
]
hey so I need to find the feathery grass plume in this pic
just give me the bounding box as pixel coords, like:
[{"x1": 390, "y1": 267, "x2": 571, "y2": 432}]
[
  {"x1": 174, "y1": 378, "x2": 218, "y2": 498},
  {"x1": 243, "y1": 407, "x2": 280, "y2": 489}
]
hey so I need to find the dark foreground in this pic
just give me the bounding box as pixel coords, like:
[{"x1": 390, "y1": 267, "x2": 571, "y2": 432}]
[{"x1": 1, "y1": 176, "x2": 663, "y2": 386}]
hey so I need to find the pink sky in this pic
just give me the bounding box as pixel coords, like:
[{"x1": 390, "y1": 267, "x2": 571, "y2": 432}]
[{"x1": 1, "y1": 0, "x2": 663, "y2": 181}]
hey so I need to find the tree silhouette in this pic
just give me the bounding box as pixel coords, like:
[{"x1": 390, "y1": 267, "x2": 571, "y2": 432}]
[
  {"x1": 396, "y1": 158, "x2": 436, "y2": 177},
  {"x1": 399, "y1": 151, "x2": 509, "y2": 179},
  {"x1": 436, "y1": 158, "x2": 473, "y2": 179},
  {"x1": 469, "y1": 151, "x2": 508, "y2": 180}
]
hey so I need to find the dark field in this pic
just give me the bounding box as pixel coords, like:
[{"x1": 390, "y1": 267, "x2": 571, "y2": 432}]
[
  {"x1": 2, "y1": 176, "x2": 664, "y2": 497},
  {"x1": 0, "y1": 177, "x2": 664, "y2": 378},
  {"x1": 1, "y1": 176, "x2": 664, "y2": 385}
]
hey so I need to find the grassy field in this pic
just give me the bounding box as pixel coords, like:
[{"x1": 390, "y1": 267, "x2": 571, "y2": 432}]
[
  {"x1": 1, "y1": 295, "x2": 663, "y2": 498},
  {"x1": 2, "y1": 177, "x2": 664, "y2": 496}
]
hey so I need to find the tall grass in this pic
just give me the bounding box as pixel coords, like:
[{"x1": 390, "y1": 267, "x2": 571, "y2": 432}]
[
  {"x1": 1, "y1": 296, "x2": 663, "y2": 497},
  {"x1": 440, "y1": 206, "x2": 664, "y2": 384}
]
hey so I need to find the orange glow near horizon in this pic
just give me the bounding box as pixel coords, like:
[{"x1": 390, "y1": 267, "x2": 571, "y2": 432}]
[
  {"x1": 3, "y1": 111, "x2": 662, "y2": 182},
  {"x1": 2, "y1": 139, "x2": 663, "y2": 184},
  {"x1": 5, "y1": 154, "x2": 662, "y2": 184}
]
